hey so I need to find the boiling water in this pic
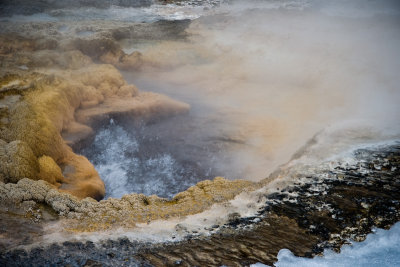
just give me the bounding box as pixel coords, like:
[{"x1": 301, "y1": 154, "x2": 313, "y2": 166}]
[
  {"x1": 76, "y1": 0, "x2": 400, "y2": 198},
  {"x1": 2, "y1": 0, "x2": 400, "y2": 263},
  {"x1": 81, "y1": 116, "x2": 223, "y2": 199}
]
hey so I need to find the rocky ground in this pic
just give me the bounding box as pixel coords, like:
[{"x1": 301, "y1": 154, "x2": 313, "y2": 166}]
[
  {"x1": 1, "y1": 3, "x2": 400, "y2": 266},
  {"x1": 1, "y1": 143, "x2": 398, "y2": 266},
  {"x1": 0, "y1": 12, "x2": 257, "y2": 247},
  {"x1": 0, "y1": 17, "x2": 193, "y2": 201},
  {"x1": 0, "y1": 16, "x2": 260, "y2": 233}
]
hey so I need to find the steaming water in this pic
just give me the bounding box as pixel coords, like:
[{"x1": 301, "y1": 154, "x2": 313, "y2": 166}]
[
  {"x1": 75, "y1": 0, "x2": 400, "y2": 197},
  {"x1": 124, "y1": 0, "x2": 400, "y2": 180},
  {"x1": 252, "y1": 222, "x2": 400, "y2": 267},
  {"x1": 2, "y1": 0, "x2": 400, "y2": 263},
  {"x1": 81, "y1": 119, "x2": 219, "y2": 199}
]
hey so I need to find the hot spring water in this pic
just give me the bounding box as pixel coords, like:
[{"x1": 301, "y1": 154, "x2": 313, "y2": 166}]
[
  {"x1": 81, "y1": 116, "x2": 221, "y2": 199},
  {"x1": 2, "y1": 0, "x2": 400, "y2": 265}
]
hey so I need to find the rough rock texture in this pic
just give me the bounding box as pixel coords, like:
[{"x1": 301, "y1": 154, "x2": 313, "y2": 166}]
[
  {"x1": 0, "y1": 8, "x2": 399, "y2": 267},
  {"x1": 1, "y1": 144, "x2": 398, "y2": 266},
  {"x1": 0, "y1": 20, "x2": 190, "y2": 71},
  {"x1": 0, "y1": 177, "x2": 253, "y2": 232},
  {"x1": 72, "y1": 38, "x2": 144, "y2": 70},
  {"x1": 0, "y1": 140, "x2": 39, "y2": 183},
  {"x1": 134, "y1": 144, "x2": 400, "y2": 266},
  {"x1": 0, "y1": 65, "x2": 189, "y2": 200},
  {"x1": 0, "y1": 19, "x2": 191, "y2": 200},
  {"x1": 37, "y1": 155, "x2": 64, "y2": 185}
]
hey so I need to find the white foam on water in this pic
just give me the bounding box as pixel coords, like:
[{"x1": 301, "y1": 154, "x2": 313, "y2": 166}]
[
  {"x1": 82, "y1": 120, "x2": 203, "y2": 199},
  {"x1": 86, "y1": 121, "x2": 138, "y2": 198},
  {"x1": 251, "y1": 222, "x2": 400, "y2": 267},
  {"x1": 36, "y1": 137, "x2": 397, "y2": 254}
]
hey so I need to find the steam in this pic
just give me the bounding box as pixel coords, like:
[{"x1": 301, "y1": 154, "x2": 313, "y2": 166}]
[
  {"x1": 82, "y1": 119, "x2": 210, "y2": 199},
  {"x1": 122, "y1": 0, "x2": 400, "y2": 181}
]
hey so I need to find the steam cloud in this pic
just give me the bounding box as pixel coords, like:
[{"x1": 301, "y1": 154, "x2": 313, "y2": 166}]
[{"x1": 121, "y1": 0, "x2": 400, "y2": 181}]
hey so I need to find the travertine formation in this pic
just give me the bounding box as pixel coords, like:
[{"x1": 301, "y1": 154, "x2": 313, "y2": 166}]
[
  {"x1": 2, "y1": 143, "x2": 398, "y2": 266},
  {"x1": 0, "y1": 19, "x2": 256, "y2": 232},
  {"x1": 0, "y1": 177, "x2": 253, "y2": 231},
  {"x1": 0, "y1": 61, "x2": 191, "y2": 199}
]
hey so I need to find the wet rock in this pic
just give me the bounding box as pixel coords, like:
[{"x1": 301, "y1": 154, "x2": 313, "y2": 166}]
[
  {"x1": 1, "y1": 144, "x2": 399, "y2": 266},
  {"x1": 1, "y1": 13, "x2": 399, "y2": 266},
  {"x1": 134, "y1": 144, "x2": 400, "y2": 266}
]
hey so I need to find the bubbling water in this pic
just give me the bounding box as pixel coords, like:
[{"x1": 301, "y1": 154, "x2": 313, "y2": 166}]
[
  {"x1": 80, "y1": 0, "x2": 400, "y2": 198},
  {"x1": 80, "y1": 104, "x2": 249, "y2": 198},
  {"x1": 81, "y1": 118, "x2": 221, "y2": 199}
]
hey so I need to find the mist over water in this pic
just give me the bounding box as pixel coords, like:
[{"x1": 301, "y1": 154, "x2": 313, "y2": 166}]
[
  {"x1": 0, "y1": 1, "x2": 399, "y2": 266},
  {"x1": 82, "y1": 117, "x2": 222, "y2": 199},
  {"x1": 121, "y1": 0, "x2": 400, "y2": 182},
  {"x1": 76, "y1": 0, "x2": 400, "y2": 198}
]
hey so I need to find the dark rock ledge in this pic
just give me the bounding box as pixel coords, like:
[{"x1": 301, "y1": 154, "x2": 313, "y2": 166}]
[{"x1": 1, "y1": 143, "x2": 399, "y2": 267}]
